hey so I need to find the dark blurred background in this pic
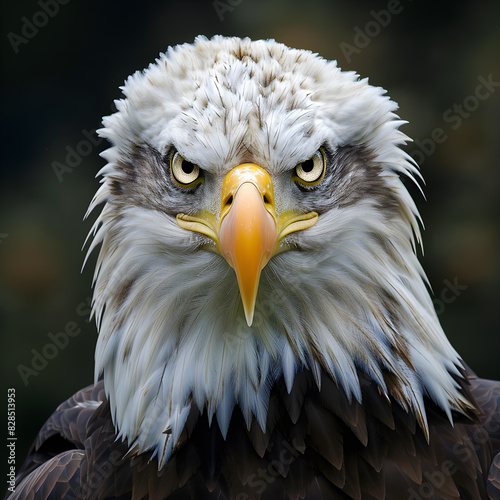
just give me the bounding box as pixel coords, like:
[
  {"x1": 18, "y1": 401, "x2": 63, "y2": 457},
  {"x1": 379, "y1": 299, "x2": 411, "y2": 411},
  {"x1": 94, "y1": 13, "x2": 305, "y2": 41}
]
[{"x1": 1, "y1": 0, "x2": 499, "y2": 478}]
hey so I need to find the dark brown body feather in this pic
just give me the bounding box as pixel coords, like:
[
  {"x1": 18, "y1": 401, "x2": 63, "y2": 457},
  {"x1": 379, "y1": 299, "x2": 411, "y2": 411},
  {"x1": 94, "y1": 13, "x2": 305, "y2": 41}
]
[{"x1": 6, "y1": 368, "x2": 500, "y2": 500}]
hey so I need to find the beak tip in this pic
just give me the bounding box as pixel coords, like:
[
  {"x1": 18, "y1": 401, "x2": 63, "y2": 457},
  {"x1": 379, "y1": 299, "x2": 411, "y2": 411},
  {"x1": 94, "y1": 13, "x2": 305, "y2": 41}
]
[{"x1": 245, "y1": 311, "x2": 254, "y2": 327}]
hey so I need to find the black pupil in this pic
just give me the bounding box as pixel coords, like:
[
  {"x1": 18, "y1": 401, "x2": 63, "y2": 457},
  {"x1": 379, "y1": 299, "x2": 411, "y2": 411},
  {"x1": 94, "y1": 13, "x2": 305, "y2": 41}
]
[
  {"x1": 301, "y1": 159, "x2": 314, "y2": 173},
  {"x1": 182, "y1": 161, "x2": 195, "y2": 175}
]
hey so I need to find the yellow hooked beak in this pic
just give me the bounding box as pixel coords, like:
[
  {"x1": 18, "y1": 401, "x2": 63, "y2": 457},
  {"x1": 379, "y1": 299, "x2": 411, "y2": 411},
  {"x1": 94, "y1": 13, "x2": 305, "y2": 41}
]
[{"x1": 176, "y1": 164, "x2": 318, "y2": 326}]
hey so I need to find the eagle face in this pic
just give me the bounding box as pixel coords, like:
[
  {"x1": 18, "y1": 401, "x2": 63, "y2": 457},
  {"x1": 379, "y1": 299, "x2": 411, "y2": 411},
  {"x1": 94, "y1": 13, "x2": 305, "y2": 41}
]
[{"x1": 87, "y1": 36, "x2": 470, "y2": 465}]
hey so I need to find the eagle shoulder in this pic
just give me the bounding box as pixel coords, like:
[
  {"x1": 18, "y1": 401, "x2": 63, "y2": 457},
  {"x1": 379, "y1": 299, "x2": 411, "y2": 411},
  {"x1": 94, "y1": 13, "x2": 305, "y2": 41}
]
[
  {"x1": 468, "y1": 374, "x2": 500, "y2": 499},
  {"x1": 7, "y1": 370, "x2": 500, "y2": 499},
  {"x1": 6, "y1": 382, "x2": 131, "y2": 500}
]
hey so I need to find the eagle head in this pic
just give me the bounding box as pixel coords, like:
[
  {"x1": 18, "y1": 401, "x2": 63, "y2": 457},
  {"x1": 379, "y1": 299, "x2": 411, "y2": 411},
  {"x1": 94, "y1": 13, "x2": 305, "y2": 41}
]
[{"x1": 86, "y1": 35, "x2": 472, "y2": 466}]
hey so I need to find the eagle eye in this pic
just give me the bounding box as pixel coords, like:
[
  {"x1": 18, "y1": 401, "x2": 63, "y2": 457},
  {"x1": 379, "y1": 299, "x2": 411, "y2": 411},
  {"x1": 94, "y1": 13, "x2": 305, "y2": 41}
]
[
  {"x1": 170, "y1": 151, "x2": 203, "y2": 187},
  {"x1": 293, "y1": 149, "x2": 325, "y2": 185}
]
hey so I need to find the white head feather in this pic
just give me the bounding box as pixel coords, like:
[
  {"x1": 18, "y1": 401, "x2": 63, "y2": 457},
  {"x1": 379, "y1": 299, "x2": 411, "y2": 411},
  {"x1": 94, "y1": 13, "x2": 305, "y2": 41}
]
[{"x1": 86, "y1": 36, "x2": 471, "y2": 467}]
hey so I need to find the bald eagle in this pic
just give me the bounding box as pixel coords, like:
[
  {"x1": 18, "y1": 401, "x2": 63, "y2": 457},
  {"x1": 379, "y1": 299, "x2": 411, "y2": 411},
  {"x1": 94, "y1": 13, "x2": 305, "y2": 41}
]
[{"x1": 8, "y1": 36, "x2": 500, "y2": 500}]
